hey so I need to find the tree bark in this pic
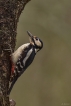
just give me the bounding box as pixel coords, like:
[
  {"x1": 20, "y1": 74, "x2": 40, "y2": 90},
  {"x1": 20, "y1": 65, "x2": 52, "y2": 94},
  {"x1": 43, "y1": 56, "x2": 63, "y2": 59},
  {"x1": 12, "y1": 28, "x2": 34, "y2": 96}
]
[{"x1": 0, "y1": 0, "x2": 30, "y2": 106}]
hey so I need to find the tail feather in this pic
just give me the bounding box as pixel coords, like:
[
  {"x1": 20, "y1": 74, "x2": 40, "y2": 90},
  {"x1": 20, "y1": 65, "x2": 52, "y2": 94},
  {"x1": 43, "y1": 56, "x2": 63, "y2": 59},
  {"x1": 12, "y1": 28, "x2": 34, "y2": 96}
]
[{"x1": 8, "y1": 76, "x2": 18, "y2": 95}]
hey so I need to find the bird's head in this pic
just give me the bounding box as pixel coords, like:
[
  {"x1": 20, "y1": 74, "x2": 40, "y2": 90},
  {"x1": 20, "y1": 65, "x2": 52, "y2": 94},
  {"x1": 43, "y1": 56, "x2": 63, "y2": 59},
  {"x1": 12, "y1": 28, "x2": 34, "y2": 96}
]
[{"x1": 27, "y1": 31, "x2": 43, "y2": 52}]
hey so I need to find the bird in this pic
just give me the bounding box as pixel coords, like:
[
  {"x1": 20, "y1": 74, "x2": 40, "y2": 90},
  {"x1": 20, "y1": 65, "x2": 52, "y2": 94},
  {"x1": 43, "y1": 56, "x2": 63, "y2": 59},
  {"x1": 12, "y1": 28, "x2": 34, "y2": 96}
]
[{"x1": 8, "y1": 31, "x2": 43, "y2": 95}]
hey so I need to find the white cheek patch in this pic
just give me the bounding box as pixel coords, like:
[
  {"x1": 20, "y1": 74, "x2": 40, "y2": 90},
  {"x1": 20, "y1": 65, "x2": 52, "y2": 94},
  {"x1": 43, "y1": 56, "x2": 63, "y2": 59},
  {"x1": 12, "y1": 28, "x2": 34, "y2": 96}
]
[{"x1": 35, "y1": 40, "x2": 41, "y2": 47}]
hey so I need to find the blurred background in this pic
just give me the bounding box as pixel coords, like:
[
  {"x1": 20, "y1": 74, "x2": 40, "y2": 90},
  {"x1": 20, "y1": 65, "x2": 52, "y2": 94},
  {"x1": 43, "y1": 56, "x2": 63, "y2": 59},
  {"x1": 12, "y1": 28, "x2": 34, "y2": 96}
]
[{"x1": 10, "y1": 0, "x2": 71, "y2": 106}]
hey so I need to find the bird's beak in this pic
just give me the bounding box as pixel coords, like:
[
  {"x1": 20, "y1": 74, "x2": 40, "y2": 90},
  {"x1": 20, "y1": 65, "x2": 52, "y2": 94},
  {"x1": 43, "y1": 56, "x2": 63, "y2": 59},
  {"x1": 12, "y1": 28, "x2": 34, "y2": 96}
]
[
  {"x1": 27, "y1": 31, "x2": 33, "y2": 38},
  {"x1": 27, "y1": 31, "x2": 34, "y2": 44}
]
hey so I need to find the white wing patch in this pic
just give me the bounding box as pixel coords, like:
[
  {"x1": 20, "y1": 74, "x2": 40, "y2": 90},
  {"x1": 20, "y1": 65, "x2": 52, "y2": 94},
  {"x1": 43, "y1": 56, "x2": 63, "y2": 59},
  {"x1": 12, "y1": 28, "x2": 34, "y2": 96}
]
[{"x1": 23, "y1": 48, "x2": 33, "y2": 66}]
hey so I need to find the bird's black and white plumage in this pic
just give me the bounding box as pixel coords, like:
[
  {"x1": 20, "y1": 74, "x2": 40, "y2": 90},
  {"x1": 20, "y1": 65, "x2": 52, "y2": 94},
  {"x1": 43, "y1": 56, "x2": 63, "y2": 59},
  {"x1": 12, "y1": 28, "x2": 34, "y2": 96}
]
[{"x1": 8, "y1": 31, "x2": 43, "y2": 95}]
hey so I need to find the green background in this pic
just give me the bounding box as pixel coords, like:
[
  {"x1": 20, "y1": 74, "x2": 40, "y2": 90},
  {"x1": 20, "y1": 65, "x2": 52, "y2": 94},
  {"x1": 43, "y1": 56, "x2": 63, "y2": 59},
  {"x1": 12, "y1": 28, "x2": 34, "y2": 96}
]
[{"x1": 10, "y1": 0, "x2": 71, "y2": 106}]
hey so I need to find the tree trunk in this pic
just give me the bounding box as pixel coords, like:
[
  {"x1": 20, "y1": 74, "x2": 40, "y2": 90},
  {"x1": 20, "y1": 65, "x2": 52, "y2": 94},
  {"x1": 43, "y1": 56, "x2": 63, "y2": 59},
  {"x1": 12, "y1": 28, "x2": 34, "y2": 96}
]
[{"x1": 0, "y1": 0, "x2": 30, "y2": 106}]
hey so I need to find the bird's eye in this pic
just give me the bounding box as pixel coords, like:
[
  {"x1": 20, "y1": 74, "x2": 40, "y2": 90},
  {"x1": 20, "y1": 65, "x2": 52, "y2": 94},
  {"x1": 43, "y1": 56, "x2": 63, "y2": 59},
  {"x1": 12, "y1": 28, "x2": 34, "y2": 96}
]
[{"x1": 35, "y1": 38, "x2": 38, "y2": 40}]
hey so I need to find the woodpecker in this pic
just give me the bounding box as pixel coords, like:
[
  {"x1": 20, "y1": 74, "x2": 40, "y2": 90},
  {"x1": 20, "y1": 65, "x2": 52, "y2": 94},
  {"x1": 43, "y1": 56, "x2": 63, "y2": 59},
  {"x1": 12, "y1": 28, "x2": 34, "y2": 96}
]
[{"x1": 8, "y1": 31, "x2": 43, "y2": 94}]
